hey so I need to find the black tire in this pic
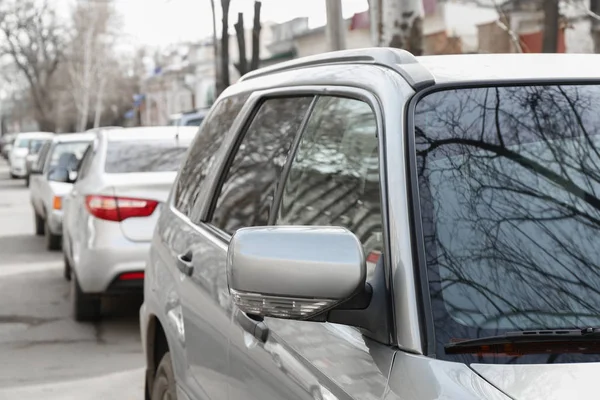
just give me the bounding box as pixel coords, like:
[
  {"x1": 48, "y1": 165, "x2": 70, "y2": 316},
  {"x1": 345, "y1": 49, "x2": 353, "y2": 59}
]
[
  {"x1": 34, "y1": 212, "x2": 45, "y2": 236},
  {"x1": 9, "y1": 173, "x2": 17, "y2": 179},
  {"x1": 151, "y1": 352, "x2": 177, "y2": 400},
  {"x1": 72, "y1": 274, "x2": 101, "y2": 322},
  {"x1": 45, "y1": 221, "x2": 61, "y2": 251},
  {"x1": 25, "y1": 175, "x2": 30, "y2": 187},
  {"x1": 63, "y1": 254, "x2": 72, "y2": 281}
]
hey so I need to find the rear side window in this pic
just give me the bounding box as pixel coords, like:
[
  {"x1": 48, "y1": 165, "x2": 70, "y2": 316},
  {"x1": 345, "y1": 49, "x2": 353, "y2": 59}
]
[
  {"x1": 105, "y1": 140, "x2": 189, "y2": 173},
  {"x1": 210, "y1": 96, "x2": 314, "y2": 234},
  {"x1": 174, "y1": 93, "x2": 250, "y2": 218},
  {"x1": 184, "y1": 117, "x2": 204, "y2": 126}
]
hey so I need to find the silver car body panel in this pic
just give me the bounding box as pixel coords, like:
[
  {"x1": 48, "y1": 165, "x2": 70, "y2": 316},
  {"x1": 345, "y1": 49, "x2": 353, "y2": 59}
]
[
  {"x1": 471, "y1": 362, "x2": 600, "y2": 400},
  {"x1": 63, "y1": 127, "x2": 196, "y2": 294}
]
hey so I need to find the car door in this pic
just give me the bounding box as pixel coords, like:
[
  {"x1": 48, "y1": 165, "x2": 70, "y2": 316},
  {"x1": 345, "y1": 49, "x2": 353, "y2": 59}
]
[
  {"x1": 63, "y1": 144, "x2": 94, "y2": 262},
  {"x1": 30, "y1": 142, "x2": 52, "y2": 216},
  {"x1": 220, "y1": 94, "x2": 393, "y2": 400},
  {"x1": 152, "y1": 93, "x2": 251, "y2": 400}
]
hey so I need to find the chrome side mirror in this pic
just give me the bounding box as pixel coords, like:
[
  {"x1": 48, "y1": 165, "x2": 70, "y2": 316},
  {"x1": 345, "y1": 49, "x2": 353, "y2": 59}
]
[{"x1": 227, "y1": 226, "x2": 366, "y2": 320}]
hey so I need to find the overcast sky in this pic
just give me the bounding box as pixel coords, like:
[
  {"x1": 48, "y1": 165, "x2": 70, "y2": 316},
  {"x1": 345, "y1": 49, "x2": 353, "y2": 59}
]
[{"x1": 115, "y1": 0, "x2": 369, "y2": 47}]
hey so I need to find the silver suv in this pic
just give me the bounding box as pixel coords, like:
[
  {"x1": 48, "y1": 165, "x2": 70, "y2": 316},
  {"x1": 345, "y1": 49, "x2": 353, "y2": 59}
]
[{"x1": 140, "y1": 48, "x2": 600, "y2": 400}]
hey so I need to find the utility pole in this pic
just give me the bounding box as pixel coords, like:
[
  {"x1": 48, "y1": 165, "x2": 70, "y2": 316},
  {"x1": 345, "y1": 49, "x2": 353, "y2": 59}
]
[{"x1": 326, "y1": 0, "x2": 346, "y2": 51}]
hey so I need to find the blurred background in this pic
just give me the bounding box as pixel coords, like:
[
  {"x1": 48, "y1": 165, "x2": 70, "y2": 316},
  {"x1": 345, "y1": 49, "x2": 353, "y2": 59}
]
[{"x1": 0, "y1": 0, "x2": 597, "y2": 135}]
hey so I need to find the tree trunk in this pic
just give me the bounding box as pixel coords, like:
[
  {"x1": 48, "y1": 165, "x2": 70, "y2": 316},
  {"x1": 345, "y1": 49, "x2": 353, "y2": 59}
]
[
  {"x1": 93, "y1": 76, "x2": 106, "y2": 128},
  {"x1": 542, "y1": 0, "x2": 559, "y2": 53},
  {"x1": 250, "y1": 1, "x2": 262, "y2": 71},
  {"x1": 590, "y1": 0, "x2": 600, "y2": 53},
  {"x1": 380, "y1": 0, "x2": 424, "y2": 55},
  {"x1": 234, "y1": 12, "x2": 248, "y2": 76},
  {"x1": 368, "y1": 0, "x2": 383, "y2": 46},
  {"x1": 210, "y1": 0, "x2": 219, "y2": 93},
  {"x1": 217, "y1": 0, "x2": 231, "y2": 97},
  {"x1": 37, "y1": 116, "x2": 56, "y2": 132},
  {"x1": 325, "y1": 0, "x2": 346, "y2": 51}
]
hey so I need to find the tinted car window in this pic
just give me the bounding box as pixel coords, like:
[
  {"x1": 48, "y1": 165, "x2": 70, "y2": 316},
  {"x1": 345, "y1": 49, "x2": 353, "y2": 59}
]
[
  {"x1": 29, "y1": 139, "x2": 47, "y2": 154},
  {"x1": 105, "y1": 140, "x2": 188, "y2": 173},
  {"x1": 184, "y1": 117, "x2": 204, "y2": 126},
  {"x1": 174, "y1": 93, "x2": 250, "y2": 218},
  {"x1": 275, "y1": 96, "x2": 381, "y2": 277},
  {"x1": 47, "y1": 142, "x2": 90, "y2": 173},
  {"x1": 414, "y1": 85, "x2": 600, "y2": 364},
  {"x1": 210, "y1": 97, "x2": 313, "y2": 234},
  {"x1": 34, "y1": 142, "x2": 51, "y2": 171}
]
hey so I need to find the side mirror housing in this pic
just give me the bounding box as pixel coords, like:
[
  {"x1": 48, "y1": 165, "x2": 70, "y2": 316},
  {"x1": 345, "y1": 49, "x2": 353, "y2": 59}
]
[{"x1": 227, "y1": 226, "x2": 366, "y2": 320}]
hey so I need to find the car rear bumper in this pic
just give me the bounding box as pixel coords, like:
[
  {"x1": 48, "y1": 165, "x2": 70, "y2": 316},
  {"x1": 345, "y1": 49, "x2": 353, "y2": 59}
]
[{"x1": 76, "y1": 241, "x2": 150, "y2": 294}]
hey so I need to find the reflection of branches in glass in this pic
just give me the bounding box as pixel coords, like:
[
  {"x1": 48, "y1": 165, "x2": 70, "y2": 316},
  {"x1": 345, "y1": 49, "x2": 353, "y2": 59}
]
[
  {"x1": 415, "y1": 85, "x2": 600, "y2": 355},
  {"x1": 174, "y1": 93, "x2": 250, "y2": 218},
  {"x1": 105, "y1": 142, "x2": 188, "y2": 173},
  {"x1": 211, "y1": 97, "x2": 313, "y2": 233},
  {"x1": 276, "y1": 97, "x2": 382, "y2": 277}
]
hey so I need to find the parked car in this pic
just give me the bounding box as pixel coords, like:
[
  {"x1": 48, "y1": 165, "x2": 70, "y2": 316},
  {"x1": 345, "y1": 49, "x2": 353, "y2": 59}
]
[
  {"x1": 9, "y1": 132, "x2": 54, "y2": 179},
  {"x1": 140, "y1": 48, "x2": 600, "y2": 400},
  {"x1": 167, "y1": 109, "x2": 208, "y2": 127},
  {"x1": 62, "y1": 126, "x2": 197, "y2": 321},
  {"x1": 30, "y1": 133, "x2": 94, "y2": 250},
  {"x1": 24, "y1": 137, "x2": 53, "y2": 187},
  {"x1": 1, "y1": 133, "x2": 18, "y2": 161}
]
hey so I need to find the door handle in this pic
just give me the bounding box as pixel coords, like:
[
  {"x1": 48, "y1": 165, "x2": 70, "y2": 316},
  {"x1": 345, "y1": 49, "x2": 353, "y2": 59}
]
[
  {"x1": 235, "y1": 309, "x2": 269, "y2": 343},
  {"x1": 176, "y1": 251, "x2": 194, "y2": 276}
]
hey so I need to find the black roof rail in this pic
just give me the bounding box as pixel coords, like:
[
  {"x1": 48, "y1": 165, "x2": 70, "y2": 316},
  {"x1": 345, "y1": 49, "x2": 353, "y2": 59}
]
[{"x1": 239, "y1": 47, "x2": 435, "y2": 90}]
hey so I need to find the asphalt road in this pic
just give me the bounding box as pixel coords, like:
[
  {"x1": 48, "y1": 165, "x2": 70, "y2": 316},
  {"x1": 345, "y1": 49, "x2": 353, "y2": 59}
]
[{"x1": 0, "y1": 159, "x2": 145, "y2": 399}]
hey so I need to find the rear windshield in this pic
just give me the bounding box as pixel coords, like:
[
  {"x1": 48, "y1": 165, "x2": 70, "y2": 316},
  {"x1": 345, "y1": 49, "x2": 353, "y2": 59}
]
[
  {"x1": 15, "y1": 138, "x2": 31, "y2": 148},
  {"x1": 49, "y1": 141, "x2": 90, "y2": 171},
  {"x1": 184, "y1": 117, "x2": 204, "y2": 127},
  {"x1": 105, "y1": 140, "x2": 189, "y2": 173},
  {"x1": 29, "y1": 139, "x2": 47, "y2": 154}
]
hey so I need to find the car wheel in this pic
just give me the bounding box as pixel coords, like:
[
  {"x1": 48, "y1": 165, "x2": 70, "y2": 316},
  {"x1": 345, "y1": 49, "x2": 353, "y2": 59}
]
[
  {"x1": 72, "y1": 273, "x2": 100, "y2": 322},
  {"x1": 9, "y1": 173, "x2": 17, "y2": 179},
  {"x1": 34, "y1": 213, "x2": 45, "y2": 236},
  {"x1": 25, "y1": 175, "x2": 30, "y2": 187},
  {"x1": 63, "y1": 254, "x2": 72, "y2": 281},
  {"x1": 45, "y1": 221, "x2": 61, "y2": 251},
  {"x1": 151, "y1": 352, "x2": 177, "y2": 400}
]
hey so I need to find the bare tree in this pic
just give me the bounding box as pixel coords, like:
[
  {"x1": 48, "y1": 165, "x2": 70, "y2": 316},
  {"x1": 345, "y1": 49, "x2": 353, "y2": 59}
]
[
  {"x1": 369, "y1": 0, "x2": 423, "y2": 55},
  {"x1": 217, "y1": 0, "x2": 231, "y2": 96},
  {"x1": 590, "y1": 0, "x2": 600, "y2": 52},
  {"x1": 234, "y1": 1, "x2": 262, "y2": 76},
  {"x1": 542, "y1": 0, "x2": 560, "y2": 52},
  {"x1": 0, "y1": 0, "x2": 65, "y2": 131},
  {"x1": 209, "y1": 0, "x2": 220, "y2": 97},
  {"x1": 67, "y1": 0, "x2": 117, "y2": 131},
  {"x1": 250, "y1": 1, "x2": 262, "y2": 71},
  {"x1": 234, "y1": 12, "x2": 248, "y2": 75}
]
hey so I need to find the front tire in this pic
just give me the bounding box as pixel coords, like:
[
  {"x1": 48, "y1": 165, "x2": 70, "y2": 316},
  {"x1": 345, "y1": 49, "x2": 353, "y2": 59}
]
[
  {"x1": 34, "y1": 212, "x2": 45, "y2": 236},
  {"x1": 45, "y1": 221, "x2": 61, "y2": 251},
  {"x1": 151, "y1": 352, "x2": 177, "y2": 400},
  {"x1": 63, "y1": 254, "x2": 72, "y2": 281},
  {"x1": 25, "y1": 175, "x2": 30, "y2": 187},
  {"x1": 72, "y1": 274, "x2": 101, "y2": 322}
]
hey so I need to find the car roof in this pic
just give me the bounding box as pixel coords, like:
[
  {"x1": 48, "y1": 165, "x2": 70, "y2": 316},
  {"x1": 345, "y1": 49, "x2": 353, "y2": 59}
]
[
  {"x1": 416, "y1": 53, "x2": 600, "y2": 85},
  {"x1": 53, "y1": 133, "x2": 96, "y2": 143},
  {"x1": 240, "y1": 48, "x2": 600, "y2": 91},
  {"x1": 104, "y1": 126, "x2": 198, "y2": 142},
  {"x1": 15, "y1": 132, "x2": 54, "y2": 140}
]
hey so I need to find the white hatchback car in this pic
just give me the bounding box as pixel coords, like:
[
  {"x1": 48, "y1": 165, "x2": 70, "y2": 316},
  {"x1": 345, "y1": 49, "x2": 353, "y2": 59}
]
[{"x1": 62, "y1": 126, "x2": 197, "y2": 321}]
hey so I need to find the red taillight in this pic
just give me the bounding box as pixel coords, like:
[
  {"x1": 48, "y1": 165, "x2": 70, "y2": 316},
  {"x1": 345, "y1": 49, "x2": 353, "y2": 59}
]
[
  {"x1": 118, "y1": 272, "x2": 145, "y2": 281},
  {"x1": 85, "y1": 195, "x2": 158, "y2": 222}
]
